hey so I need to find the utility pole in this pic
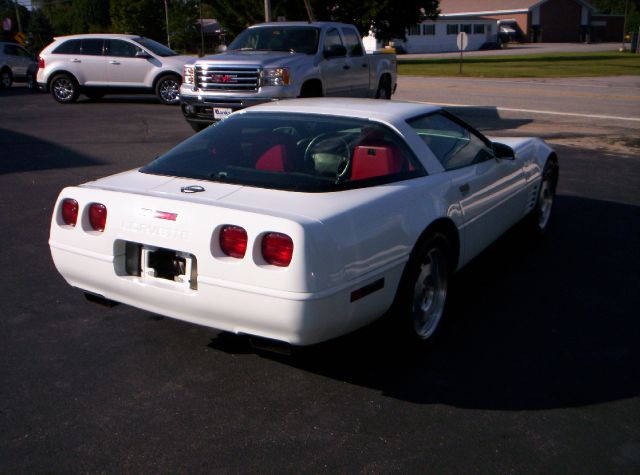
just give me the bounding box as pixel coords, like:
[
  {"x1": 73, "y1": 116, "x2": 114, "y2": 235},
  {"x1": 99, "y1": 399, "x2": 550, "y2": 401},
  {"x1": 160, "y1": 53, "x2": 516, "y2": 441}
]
[
  {"x1": 303, "y1": 0, "x2": 315, "y2": 22},
  {"x1": 264, "y1": 0, "x2": 271, "y2": 22},
  {"x1": 621, "y1": 0, "x2": 629, "y2": 51},
  {"x1": 14, "y1": 0, "x2": 22, "y2": 32},
  {"x1": 198, "y1": 0, "x2": 205, "y2": 55},
  {"x1": 164, "y1": 0, "x2": 171, "y2": 48}
]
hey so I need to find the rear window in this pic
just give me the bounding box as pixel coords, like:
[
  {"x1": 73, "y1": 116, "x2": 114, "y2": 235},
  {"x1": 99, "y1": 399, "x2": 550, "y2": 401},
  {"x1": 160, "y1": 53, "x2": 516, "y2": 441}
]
[
  {"x1": 141, "y1": 112, "x2": 425, "y2": 192},
  {"x1": 52, "y1": 39, "x2": 81, "y2": 55}
]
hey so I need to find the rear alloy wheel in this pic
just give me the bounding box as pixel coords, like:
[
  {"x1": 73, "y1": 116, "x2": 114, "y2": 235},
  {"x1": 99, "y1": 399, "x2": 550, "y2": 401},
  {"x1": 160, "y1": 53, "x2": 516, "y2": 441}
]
[
  {"x1": 396, "y1": 233, "x2": 451, "y2": 343},
  {"x1": 51, "y1": 74, "x2": 79, "y2": 103},
  {"x1": 156, "y1": 74, "x2": 181, "y2": 105},
  {"x1": 528, "y1": 159, "x2": 558, "y2": 234},
  {"x1": 0, "y1": 68, "x2": 12, "y2": 89}
]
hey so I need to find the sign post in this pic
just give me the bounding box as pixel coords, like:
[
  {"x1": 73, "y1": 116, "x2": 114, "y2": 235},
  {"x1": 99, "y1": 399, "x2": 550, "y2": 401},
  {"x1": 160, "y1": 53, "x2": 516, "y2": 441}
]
[{"x1": 456, "y1": 31, "x2": 468, "y2": 74}]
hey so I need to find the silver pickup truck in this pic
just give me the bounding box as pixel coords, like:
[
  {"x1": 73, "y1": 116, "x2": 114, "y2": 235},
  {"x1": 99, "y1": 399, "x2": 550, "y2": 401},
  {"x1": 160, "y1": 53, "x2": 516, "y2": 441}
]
[{"x1": 180, "y1": 22, "x2": 397, "y2": 131}]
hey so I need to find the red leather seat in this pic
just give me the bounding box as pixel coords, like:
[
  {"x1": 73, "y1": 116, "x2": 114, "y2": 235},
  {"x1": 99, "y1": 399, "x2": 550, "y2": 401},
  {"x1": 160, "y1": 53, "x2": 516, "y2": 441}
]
[{"x1": 351, "y1": 144, "x2": 404, "y2": 180}]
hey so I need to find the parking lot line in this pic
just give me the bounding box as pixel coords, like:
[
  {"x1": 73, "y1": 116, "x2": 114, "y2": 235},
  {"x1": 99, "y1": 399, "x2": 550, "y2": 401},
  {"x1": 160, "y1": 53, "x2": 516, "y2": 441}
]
[{"x1": 428, "y1": 102, "x2": 640, "y2": 123}]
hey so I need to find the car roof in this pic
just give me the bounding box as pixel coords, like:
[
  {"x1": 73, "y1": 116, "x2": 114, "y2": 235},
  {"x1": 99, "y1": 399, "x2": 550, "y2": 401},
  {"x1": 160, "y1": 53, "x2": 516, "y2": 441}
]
[
  {"x1": 52, "y1": 33, "x2": 141, "y2": 41},
  {"x1": 242, "y1": 98, "x2": 440, "y2": 124},
  {"x1": 248, "y1": 21, "x2": 357, "y2": 29}
]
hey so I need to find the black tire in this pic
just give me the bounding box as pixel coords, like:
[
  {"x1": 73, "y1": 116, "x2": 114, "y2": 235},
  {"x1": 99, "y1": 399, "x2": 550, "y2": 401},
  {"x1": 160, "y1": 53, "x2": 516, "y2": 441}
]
[
  {"x1": 189, "y1": 122, "x2": 208, "y2": 133},
  {"x1": 0, "y1": 68, "x2": 12, "y2": 89},
  {"x1": 50, "y1": 73, "x2": 79, "y2": 103},
  {"x1": 26, "y1": 71, "x2": 38, "y2": 91},
  {"x1": 526, "y1": 158, "x2": 558, "y2": 235},
  {"x1": 155, "y1": 74, "x2": 181, "y2": 105},
  {"x1": 394, "y1": 232, "x2": 451, "y2": 344},
  {"x1": 375, "y1": 76, "x2": 391, "y2": 100},
  {"x1": 299, "y1": 81, "x2": 323, "y2": 98}
]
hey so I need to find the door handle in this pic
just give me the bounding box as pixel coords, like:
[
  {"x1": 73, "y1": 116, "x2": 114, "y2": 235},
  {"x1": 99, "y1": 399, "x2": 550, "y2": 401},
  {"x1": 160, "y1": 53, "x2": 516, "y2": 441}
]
[
  {"x1": 109, "y1": 60, "x2": 120, "y2": 65},
  {"x1": 343, "y1": 65, "x2": 350, "y2": 70},
  {"x1": 70, "y1": 58, "x2": 81, "y2": 63},
  {"x1": 459, "y1": 183, "x2": 470, "y2": 195}
]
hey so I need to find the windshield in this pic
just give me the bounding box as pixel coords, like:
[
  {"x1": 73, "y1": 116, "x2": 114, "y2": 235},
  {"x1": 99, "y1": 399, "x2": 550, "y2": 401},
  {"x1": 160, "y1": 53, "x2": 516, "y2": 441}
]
[
  {"x1": 140, "y1": 112, "x2": 424, "y2": 192},
  {"x1": 228, "y1": 26, "x2": 320, "y2": 54},
  {"x1": 134, "y1": 37, "x2": 178, "y2": 56}
]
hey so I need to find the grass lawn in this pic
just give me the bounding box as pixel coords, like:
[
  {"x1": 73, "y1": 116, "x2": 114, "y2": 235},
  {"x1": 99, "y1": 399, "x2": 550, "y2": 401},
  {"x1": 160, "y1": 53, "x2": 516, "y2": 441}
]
[{"x1": 397, "y1": 52, "x2": 640, "y2": 78}]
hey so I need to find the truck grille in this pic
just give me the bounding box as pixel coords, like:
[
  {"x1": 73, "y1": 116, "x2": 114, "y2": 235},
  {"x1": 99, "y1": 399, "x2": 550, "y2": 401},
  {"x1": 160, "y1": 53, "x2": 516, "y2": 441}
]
[{"x1": 195, "y1": 65, "x2": 260, "y2": 92}]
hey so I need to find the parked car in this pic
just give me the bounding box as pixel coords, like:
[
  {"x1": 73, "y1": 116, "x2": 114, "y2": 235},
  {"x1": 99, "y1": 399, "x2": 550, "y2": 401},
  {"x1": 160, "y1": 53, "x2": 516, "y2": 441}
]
[
  {"x1": 180, "y1": 22, "x2": 397, "y2": 132},
  {"x1": 49, "y1": 99, "x2": 558, "y2": 348},
  {"x1": 37, "y1": 34, "x2": 194, "y2": 104},
  {"x1": 0, "y1": 41, "x2": 38, "y2": 90}
]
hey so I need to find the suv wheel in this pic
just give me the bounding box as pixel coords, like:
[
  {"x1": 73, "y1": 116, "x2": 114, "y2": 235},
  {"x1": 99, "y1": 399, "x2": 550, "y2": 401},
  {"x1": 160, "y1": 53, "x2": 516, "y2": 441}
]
[
  {"x1": 156, "y1": 74, "x2": 181, "y2": 105},
  {"x1": 51, "y1": 74, "x2": 79, "y2": 103},
  {"x1": 0, "y1": 68, "x2": 12, "y2": 89}
]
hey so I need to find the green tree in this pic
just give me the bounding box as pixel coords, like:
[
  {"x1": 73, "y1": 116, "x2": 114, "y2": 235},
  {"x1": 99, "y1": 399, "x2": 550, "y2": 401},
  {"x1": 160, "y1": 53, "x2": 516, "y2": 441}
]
[
  {"x1": 592, "y1": 0, "x2": 640, "y2": 34},
  {"x1": 71, "y1": 0, "x2": 111, "y2": 33},
  {"x1": 168, "y1": 0, "x2": 199, "y2": 52},
  {"x1": 110, "y1": 0, "x2": 165, "y2": 42},
  {"x1": 27, "y1": 8, "x2": 54, "y2": 53}
]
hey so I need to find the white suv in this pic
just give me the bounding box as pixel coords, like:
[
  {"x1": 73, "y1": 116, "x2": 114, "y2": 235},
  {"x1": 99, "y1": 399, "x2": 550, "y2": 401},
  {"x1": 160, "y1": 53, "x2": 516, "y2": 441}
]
[
  {"x1": 37, "y1": 34, "x2": 195, "y2": 104},
  {"x1": 0, "y1": 41, "x2": 38, "y2": 90}
]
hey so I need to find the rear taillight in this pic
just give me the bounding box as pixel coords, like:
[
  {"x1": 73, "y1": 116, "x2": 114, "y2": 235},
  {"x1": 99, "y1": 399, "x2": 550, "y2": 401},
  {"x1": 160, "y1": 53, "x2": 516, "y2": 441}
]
[
  {"x1": 38, "y1": 56, "x2": 45, "y2": 69},
  {"x1": 61, "y1": 198, "x2": 78, "y2": 226},
  {"x1": 220, "y1": 225, "x2": 248, "y2": 258},
  {"x1": 89, "y1": 203, "x2": 107, "y2": 232},
  {"x1": 262, "y1": 232, "x2": 293, "y2": 267}
]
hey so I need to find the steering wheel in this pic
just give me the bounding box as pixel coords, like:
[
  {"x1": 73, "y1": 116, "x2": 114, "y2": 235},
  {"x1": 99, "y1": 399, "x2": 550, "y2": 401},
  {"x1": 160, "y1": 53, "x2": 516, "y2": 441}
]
[{"x1": 303, "y1": 133, "x2": 351, "y2": 178}]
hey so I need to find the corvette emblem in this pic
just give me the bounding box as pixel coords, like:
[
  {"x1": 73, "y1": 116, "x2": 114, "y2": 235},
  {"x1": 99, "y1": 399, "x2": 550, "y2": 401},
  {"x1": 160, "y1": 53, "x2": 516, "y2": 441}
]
[{"x1": 181, "y1": 185, "x2": 205, "y2": 193}]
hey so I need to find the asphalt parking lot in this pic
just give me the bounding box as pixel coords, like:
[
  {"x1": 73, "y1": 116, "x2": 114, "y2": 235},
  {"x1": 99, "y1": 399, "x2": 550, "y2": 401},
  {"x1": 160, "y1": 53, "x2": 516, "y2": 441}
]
[{"x1": 1, "y1": 84, "x2": 639, "y2": 473}]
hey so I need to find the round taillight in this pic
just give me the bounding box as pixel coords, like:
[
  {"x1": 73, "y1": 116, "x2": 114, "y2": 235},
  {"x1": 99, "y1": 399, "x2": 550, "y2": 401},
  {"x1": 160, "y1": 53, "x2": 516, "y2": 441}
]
[
  {"x1": 89, "y1": 203, "x2": 107, "y2": 232},
  {"x1": 262, "y1": 232, "x2": 293, "y2": 267},
  {"x1": 61, "y1": 198, "x2": 78, "y2": 226},
  {"x1": 220, "y1": 225, "x2": 248, "y2": 258}
]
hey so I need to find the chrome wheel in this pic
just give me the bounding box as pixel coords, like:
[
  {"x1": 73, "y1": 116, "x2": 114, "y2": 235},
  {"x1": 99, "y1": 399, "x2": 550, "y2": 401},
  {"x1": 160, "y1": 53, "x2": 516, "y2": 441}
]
[
  {"x1": 537, "y1": 176, "x2": 553, "y2": 230},
  {"x1": 157, "y1": 76, "x2": 180, "y2": 104},
  {"x1": 51, "y1": 75, "x2": 77, "y2": 103},
  {"x1": 411, "y1": 246, "x2": 448, "y2": 339},
  {"x1": 1, "y1": 70, "x2": 12, "y2": 88}
]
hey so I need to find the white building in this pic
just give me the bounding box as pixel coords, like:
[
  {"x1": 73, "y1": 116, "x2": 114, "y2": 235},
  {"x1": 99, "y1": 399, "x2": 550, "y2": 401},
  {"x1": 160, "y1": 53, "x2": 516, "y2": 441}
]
[{"x1": 364, "y1": 16, "x2": 499, "y2": 54}]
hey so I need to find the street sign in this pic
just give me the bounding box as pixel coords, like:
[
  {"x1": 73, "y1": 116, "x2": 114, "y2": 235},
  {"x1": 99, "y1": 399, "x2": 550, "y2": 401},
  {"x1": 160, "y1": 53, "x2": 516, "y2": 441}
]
[
  {"x1": 14, "y1": 31, "x2": 26, "y2": 45},
  {"x1": 2, "y1": 17, "x2": 11, "y2": 31},
  {"x1": 456, "y1": 31, "x2": 468, "y2": 51}
]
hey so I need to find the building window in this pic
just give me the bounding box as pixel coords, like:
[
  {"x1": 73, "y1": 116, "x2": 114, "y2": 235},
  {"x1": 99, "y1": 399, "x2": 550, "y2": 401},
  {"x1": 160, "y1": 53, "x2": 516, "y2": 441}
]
[
  {"x1": 473, "y1": 24, "x2": 485, "y2": 34},
  {"x1": 446, "y1": 24, "x2": 459, "y2": 35},
  {"x1": 422, "y1": 24, "x2": 435, "y2": 35},
  {"x1": 408, "y1": 25, "x2": 420, "y2": 36},
  {"x1": 461, "y1": 24, "x2": 472, "y2": 34}
]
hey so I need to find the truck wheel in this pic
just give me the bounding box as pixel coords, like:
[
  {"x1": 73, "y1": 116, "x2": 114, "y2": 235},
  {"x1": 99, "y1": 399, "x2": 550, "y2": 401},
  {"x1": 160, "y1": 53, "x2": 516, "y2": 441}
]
[
  {"x1": 299, "y1": 81, "x2": 323, "y2": 98},
  {"x1": 376, "y1": 76, "x2": 391, "y2": 100},
  {"x1": 190, "y1": 122, "x2": 208, "y2": 133},
  {"x1": 156, "y1": 74, "x2": 181, "y2": 105}
]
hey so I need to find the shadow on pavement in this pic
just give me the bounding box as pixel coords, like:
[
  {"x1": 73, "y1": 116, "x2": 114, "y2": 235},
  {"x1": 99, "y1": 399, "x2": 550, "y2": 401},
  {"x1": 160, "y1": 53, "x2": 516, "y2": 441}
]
[
  {"x1": 0, "y1": 128, "x2": 104, "y2": 174},
  {"x1": 443, "y1": 105, "x2": 534, "y2": 132},
  {"x1": 213, "y1": 194, "x2": 639, "y2": 411}
]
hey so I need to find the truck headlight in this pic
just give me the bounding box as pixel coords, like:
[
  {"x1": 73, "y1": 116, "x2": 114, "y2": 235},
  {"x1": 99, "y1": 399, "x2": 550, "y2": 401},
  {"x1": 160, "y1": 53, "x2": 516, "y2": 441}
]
[
  {"x1": 261, "y1": 68, "x2": 291, "y2": 86},
  {"x1": 183, "y1": 65, "x2": 194, "y2": 85}
]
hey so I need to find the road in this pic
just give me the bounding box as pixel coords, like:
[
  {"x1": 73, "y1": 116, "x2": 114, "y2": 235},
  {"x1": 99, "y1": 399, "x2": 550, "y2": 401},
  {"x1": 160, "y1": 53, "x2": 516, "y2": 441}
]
[{"x1": 1, "y1": 84, "x2": 639, "y2": 473}]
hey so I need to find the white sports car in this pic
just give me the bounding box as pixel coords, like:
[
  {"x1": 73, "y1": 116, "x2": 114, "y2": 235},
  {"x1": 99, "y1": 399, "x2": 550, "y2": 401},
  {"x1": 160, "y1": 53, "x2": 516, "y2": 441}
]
[{"x1": 49, "y1": 98, "x2": 558, "y2": 347}]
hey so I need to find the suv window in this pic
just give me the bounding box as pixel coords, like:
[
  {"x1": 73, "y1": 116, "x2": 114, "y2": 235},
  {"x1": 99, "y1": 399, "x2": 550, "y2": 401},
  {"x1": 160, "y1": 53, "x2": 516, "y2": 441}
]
[
  {"x1": 52, "y1": 39, "x2": 81, "y2": 55},
  {"x1": 81, "y1": 39, "x2": 104, "y2": 56},
  {"x1": 106, "y1": 39, "x2": 138, "y2": 57},
  {"x1": 341, "y1": 28, "x2": 363, "y2": 56},
  {"x1": 408, "y1": 112, "x2": 494, "y2": 170}
]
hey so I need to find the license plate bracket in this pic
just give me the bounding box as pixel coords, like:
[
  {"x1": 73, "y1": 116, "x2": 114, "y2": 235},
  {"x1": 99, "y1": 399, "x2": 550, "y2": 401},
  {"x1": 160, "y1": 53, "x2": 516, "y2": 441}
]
[
  {"x1": 141, "y1": 246, "x2": 197, "y2": 290},
  {"x1": 213, "y1": 107, "x2": 232, "y2": 120}
]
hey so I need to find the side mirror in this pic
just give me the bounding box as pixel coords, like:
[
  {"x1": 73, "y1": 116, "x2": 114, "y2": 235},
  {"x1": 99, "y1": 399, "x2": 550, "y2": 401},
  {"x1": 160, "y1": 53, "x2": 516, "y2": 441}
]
[
  {"x1": 135, "y1": 50, "x2": 151, "y2": 59},
  {"x1": 493, "y1": 142, "x2": 515, "y2": 159},
  {"x1": 323, "y1": 44, "x2": 347, "y2": 59}
]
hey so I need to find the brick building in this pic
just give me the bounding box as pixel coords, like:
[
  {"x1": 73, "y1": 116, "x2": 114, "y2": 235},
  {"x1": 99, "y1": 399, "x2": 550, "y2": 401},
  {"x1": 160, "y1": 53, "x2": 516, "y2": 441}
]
[{"x1": 438, "y1": 0, "x2": 624, "y2": 43}]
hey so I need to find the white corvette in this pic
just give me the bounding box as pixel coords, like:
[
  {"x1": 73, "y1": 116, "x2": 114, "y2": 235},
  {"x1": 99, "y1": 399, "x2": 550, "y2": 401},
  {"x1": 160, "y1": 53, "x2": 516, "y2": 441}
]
[{"x1": 49, "y1": 98, "x2": 558, "y2": 346}]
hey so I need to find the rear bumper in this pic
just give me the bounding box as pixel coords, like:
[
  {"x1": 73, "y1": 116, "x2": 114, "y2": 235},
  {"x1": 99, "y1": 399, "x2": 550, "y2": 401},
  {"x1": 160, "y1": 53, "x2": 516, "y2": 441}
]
[{"x1": 50, "y1": 241, "x2": 402, "y2": 346}]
